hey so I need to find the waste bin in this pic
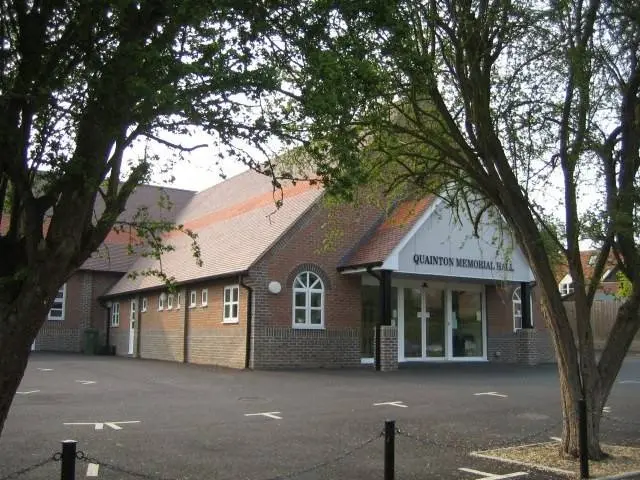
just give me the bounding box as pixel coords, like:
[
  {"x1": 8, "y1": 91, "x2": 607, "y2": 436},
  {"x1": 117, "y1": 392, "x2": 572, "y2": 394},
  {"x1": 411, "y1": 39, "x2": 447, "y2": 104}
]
[{"x1": 83, "y1": 328, "x2": 99, "y2": 355}]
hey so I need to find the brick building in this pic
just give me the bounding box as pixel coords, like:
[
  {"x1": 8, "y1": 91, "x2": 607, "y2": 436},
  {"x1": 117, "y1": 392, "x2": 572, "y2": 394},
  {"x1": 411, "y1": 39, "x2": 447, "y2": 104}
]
[
  {"x1": 30, "y1": 185, "x2": 196, "y2": 353},
  {"x1": 94, "y1": 170, "x2": 555, "y2": 370}
]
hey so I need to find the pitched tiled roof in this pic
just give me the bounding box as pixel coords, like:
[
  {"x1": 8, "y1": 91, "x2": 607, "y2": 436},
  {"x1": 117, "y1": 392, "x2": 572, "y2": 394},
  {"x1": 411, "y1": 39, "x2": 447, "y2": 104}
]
[
  {"x1": 105, "y1": 170, "x2": 323, "y2": 295},
  {"x1": 340, "y1": 196, "x2": 434, "y2": 269},
  {"x1": 79, "y1": 185, "x2": 196, "y2": 272},
  {"x1": 555, "y1": 250, "x2": 618, "y2": 283}
]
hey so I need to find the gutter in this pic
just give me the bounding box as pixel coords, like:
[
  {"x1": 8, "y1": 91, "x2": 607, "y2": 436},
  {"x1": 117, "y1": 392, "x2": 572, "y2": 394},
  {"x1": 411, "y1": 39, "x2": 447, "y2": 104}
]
[
  {"x1": 337, "y1": 261, "x2": 383, "y2": 273},
  {"x1": 239, "y1": 275, "x2": 253, "y2": 370}
]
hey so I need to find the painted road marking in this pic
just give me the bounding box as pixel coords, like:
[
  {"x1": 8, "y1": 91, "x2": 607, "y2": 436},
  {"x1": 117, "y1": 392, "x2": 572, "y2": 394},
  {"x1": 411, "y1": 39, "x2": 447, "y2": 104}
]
[
  {"x1": 603, "y1": 406, "x2": 612, "y2": 413},
  {"x1": 244, "y1": 412, "x2": 282, "y2": 420},
  {"x1": 86, "y1": 463, "x2": 99, "y2": 477},
  {"x1": 37, "y1": 368, "x2": 53, "y2": 372},
  {"x1": 474, "y1": 392, "x2": 508, "y2": 398},
  {"x1": 550, "y1": 436, "x2": 561, "y2": 442},
  {"x1": 620, "y1": 380, "x2": 640, "y2": 384},
  {"x1": 373, "y1": 401, "x2": 408, "y2": 408},
  {"x1": 75, "y1": 380, "x2": 97, "y2": 385},
  {"x1": 459, "y1": 467, "x2": 528, "y2": 479},
  {"x1": 16, "y1": 390, "x2": 40, "y2": 395},
  {"x1": 64, "y1": 421, "x2": 140, "y2": 431}
]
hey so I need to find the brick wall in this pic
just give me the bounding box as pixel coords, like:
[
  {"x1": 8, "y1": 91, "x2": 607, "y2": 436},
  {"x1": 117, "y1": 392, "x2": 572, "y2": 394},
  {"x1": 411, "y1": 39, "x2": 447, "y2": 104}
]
[
  {"x1": 35, "y1": 272, "x2": 87, "y2": 352},
  {"x1": 35, "y1": 270, "x2": 122, "y2": 352},
  {"x1": 248, "y1": 197, "x2": 382, "y2": 369},
  {"x1": 137, "y1": 289, "x2": 185, "y2": 362},
  {"x1": 486, "y1": 285, "x2": 556, "y2": 364},
  {"x1": 186, "y1": 280, "x2": 247, "y2": 369},
  {"x1": 374, "y1": 326, "x2": 398, "y2": 371}
]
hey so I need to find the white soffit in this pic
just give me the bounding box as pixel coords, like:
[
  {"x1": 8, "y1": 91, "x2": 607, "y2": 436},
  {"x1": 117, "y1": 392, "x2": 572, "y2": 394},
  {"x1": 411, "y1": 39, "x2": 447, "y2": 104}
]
[{"x1": 381, "y1": 199, "x2": 535, "y2": 283}]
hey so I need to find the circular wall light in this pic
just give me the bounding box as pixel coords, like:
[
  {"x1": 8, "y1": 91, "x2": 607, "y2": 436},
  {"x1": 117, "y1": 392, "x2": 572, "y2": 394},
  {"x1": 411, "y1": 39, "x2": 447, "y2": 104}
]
[{"x1": 268, "y1": 281, "x2": 282, "y2": 294}]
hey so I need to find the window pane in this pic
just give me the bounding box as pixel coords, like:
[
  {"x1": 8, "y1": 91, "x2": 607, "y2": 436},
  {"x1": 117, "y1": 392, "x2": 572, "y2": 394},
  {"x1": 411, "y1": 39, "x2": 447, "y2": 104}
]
[
  {"x1": 224, "y1": 305, "x2": 230, "y2": 318},
  {"x1": 50, "y1": 309, "x2": 62, "y2": 317},
  {"x1": 294, "y1": 309, "x2": 306, "y2": 324},
  {"x1": 294, "y1": 292, "x2": 306, "y2": 308},
  {"x1": 294, "y1": 276, "x2": 304, "y2": 288},
  {"x1": 310, "y1": 309, "x2": 322, "y2": 325},
  {"x1": 514, "y1": 315, "x2": 522, "y2": 329},
  {"x1": 309, "y1": 273, "x2": 320, "y2": 289},
  {"x1": 51, "y1": 300, "x2": 63, "y2": 309},
  {"x1": 232, "y1": 287, "x2": 239, "y2": 302},
  {"x1": 232, "y1": 304, "x2": 238, "y2": 318},
  {"x1": 224, "y1": 289, "x2": 230, "y2": 302},
  {"x1": 310, "y1": 292, "x2": 322, "y2": 308}
]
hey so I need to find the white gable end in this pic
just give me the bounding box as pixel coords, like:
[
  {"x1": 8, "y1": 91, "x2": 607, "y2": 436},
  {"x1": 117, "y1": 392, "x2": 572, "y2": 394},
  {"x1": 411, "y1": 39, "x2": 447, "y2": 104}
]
[{"x1": 382, "y1": 199, "x2": 534, "y2": 283}]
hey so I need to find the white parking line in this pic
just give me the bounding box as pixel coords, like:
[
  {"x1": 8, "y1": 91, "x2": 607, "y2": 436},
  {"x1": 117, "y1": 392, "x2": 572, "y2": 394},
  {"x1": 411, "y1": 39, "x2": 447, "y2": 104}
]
[
  {"x1": 459, "y1": 467, "x2": 528, "y2": 479},
  {"x1": 619, "y1": 380, "x2": 640, "y2": 384},
  {"x1": 37, "y1": 368, "x2": 53, "y2": 372},
  {"x1": 16, "y1": 390, "x2": 40, "y2": 395},
  {"x1": 86, "y1": 463, "x2": 99, "y2": 477},
  {"x1": 373, "y1": 401, "x2": 408, "y2": 408},
  {"x1": 76, "y1": 380, "x2": 97, "y2": 385},
  {"x1": 244, "y1": 412, "x2": 282, "y2": 420},
  {"x1": 474, "y1": 392, "x2": 508, "y2": 398},
  {"x1": 64, "y1": 421, "x2": 140, "y2": 431}
]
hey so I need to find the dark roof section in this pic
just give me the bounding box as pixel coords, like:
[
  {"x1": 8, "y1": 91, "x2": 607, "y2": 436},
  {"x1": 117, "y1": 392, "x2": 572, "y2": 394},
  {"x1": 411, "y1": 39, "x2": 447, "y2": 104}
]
[
  {"x1": 339, "y1": 196, "x2": 434, "y2": 269},
  {"x1": 79, "y1": 184, "x2": 196, "y2": 272}
]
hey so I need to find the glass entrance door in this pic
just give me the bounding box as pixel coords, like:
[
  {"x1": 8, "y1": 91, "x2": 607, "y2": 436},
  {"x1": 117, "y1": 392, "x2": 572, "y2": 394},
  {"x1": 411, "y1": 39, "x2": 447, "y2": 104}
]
[{"x1": 402, "y1": 287, "x2": 445, "y2": 359}]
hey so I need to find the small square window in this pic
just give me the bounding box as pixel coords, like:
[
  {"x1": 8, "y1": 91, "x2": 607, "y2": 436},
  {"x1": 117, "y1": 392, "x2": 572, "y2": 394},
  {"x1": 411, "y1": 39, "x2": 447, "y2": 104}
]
[
  {"x1": 201, "y1": 289, "x2": 208, "y2": 307},
  {"x1": 190, "y1": 291, "x2": 197, "y2": 308},
  {"x1": 141, "y1": 298, "x2": 148, "y2": 312}
]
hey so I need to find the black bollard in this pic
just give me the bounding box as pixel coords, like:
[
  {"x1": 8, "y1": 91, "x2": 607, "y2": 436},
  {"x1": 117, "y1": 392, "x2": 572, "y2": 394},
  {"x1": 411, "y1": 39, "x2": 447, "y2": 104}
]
[
  {"x1": 384, "y1": 420, "x2": 395, "y2": 480},
  {"x1": 61, "y1": 439, "x2": 77, "y2": 480},
  {"x1": 578, "y1": 399, "x2": 589, "y2": 478}
]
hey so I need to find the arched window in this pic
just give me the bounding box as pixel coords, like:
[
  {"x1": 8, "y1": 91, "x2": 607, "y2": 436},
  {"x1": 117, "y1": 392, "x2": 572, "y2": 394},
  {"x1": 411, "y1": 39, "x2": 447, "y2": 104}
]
[
  {"x1": 512, "y1": 287, "x2": 522, "y2": 330},
  {"x1": 292, "y1": 271, "x2": 324, "y2": 328},
  {"x1": 513, "y1": 287, "x2": 534, "y2": 331}
]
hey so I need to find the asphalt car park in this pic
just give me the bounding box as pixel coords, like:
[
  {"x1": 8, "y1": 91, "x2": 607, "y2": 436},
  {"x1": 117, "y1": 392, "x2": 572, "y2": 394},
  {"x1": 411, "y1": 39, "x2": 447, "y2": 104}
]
[{"x1": 1, "y1": 354, "x2": 639, "y2": 479}]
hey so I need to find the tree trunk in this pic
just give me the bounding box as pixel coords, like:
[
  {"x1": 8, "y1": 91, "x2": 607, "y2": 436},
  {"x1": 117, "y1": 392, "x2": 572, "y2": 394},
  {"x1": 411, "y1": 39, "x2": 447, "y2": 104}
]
[
  {"x1": 0, "y1": 307, "x2": 46, "y2": 434},
  {"x1": 558, "y1": 359, "x2": 605, "y2": 459}
]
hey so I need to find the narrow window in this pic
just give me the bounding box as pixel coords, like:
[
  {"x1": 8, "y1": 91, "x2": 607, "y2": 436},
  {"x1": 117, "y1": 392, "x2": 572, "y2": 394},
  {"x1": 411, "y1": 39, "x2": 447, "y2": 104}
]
[
  {"x1": 189, "y1": 290, "x2": 197, "y2": 308},
  {"x1": 292, "y1": 272, "x2": 324, "y2": 328},
  {"x1": 223, "y1": 286, "x2": 239, "y2": 323},
  {"x1": 176, "y1": 292, "x2": 182, "y2": 309},
  {"x1": 158, "y1": 293, "x2": 165, "y2": 311},
  {"x1": 512, "y1": 287, "x2": 522, "y2": 331},
  {"x1": 167, "y1": 294, "x2": 174, "y2": 310},
  {"x1": 201, "y1": 289, "x2": 209, "y2": 307},
  {"x1": 111, "y1": 302, "x2": 120, "y2": 327},
  {"x1": 48, "y1": 284, "x2": 66, "y2": 321},
  {"x1": 141, "y1": 297, "x2": 148, "y2": 313}
]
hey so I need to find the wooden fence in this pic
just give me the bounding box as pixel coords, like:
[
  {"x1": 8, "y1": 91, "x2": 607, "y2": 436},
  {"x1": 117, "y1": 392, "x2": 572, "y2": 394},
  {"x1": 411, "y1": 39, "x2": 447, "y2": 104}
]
[{"x1": 563, "y1": 299, "x2": 640, "y2": 353}]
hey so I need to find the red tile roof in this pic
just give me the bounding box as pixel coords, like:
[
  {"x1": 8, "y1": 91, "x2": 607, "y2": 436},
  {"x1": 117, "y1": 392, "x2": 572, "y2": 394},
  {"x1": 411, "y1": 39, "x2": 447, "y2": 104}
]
[
  {"x1": 340, "y1": 196, "x2": 435, "y2": 269},
  {"x1": 106, "y1": 170, "x2": 323, "y2": 295},
  {"x1": 555, "y1": 249, "x2": 618, "y2": 283}
]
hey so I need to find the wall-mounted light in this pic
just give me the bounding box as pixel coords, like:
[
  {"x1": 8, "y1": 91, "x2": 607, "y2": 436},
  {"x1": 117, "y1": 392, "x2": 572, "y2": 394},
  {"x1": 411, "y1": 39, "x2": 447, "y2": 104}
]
[{"x1": 268, "y1": 281, "x2": 282, "y2": 294}]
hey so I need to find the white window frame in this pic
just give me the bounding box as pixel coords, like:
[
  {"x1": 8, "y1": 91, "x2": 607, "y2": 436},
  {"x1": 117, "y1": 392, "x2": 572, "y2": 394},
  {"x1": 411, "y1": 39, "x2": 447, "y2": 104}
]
[
  {"x1": 513, "y1": 287, "x2": 534, "y2": 331},
  {"x1": 167, "y1": 294, "x2": 174, "y2": 310},
  {"x1": 111, "y1": 302, "x2": 120, "y2": 327},
  {"x1": 176, "y1": 292, "x2": 182, "y2": 309},
  {"x1": 292, "y1": 272, "x2": 324, "y2": 329},
  {"x1": 201, "y1": 289, "x2": 209, "y2": 307},
  {"x1": 141, "y1": 297, "x2": 148, "y2": 313},
  {"x1": 48, "y1": 284, "x2": 66, "y2": 321},
  {"x1": 223, "y1": 286, "x2": 239, "y2": 323},
  {"x1": 189, "y1": 290, "x2": 197, "y2": 308},
  {"x1": 158, "y1": 293, "x2": 165, "y2": 311}
]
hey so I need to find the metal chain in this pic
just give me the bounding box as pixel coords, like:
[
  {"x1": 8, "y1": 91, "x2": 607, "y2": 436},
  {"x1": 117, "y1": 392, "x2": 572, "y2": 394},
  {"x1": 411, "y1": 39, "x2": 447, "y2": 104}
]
[
  {"x1": 0, "y1": 453, "x2": 60, "y2": 480},
  {"x1": 396, "y1": 420, "x2": 564, "y2": 452},
  {"x1": 259, "y1": 430, "x2": 384, "y2": 480},
  {"x1": 75, "y1": 451, "x2": 178, "y2": 480}
]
